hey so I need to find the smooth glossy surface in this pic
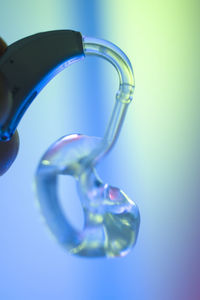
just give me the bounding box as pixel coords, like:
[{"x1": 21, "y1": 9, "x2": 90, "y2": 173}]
[{"x1": 35, "y1": 134, "x2": 140, "y2": 257}]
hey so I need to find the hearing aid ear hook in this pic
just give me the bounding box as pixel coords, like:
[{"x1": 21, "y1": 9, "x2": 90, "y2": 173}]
[
  {"x1": 82, "y1": 36, "x2": 135, "y2": 164},
  {"x1": 35, "y1": 34, "x2": 140, "y2": 258}
]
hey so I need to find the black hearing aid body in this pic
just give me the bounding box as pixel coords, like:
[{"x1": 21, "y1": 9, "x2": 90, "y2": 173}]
[{"x1": 0, "y1": 30, "x2": 84, "y2": 141}]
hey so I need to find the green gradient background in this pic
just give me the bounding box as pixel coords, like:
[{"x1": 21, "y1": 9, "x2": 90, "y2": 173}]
[
  {"x1": 0, "y1": 0, "x2": 200, "y2": 299},
  {"x1": 105, "y1": 1, "x2": 200, "y2": 298}
]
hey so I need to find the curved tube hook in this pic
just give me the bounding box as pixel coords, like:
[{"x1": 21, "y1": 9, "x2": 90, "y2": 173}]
[{"x1": 0, "y1": 30, "x2": 140, "y2": 257}]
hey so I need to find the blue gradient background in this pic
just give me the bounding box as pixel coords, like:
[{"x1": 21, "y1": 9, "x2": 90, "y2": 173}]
[{"x1": 1, "y1": 0, "x2": 200, "y2": 299}]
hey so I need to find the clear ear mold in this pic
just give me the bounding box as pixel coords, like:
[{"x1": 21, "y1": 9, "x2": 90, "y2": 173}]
[{"x1": 35, "y1": 37, "x2": 140, "y2": 258}]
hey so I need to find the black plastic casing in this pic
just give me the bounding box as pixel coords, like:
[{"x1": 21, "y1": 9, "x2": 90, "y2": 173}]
[{"x1": 0, "y1": 30, "x2": 84, "y2": 140}]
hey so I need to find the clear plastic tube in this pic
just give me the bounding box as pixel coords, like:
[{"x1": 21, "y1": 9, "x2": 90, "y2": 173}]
[{"x1": 82, "y1": 37, "x2": 135, "y2": 164}]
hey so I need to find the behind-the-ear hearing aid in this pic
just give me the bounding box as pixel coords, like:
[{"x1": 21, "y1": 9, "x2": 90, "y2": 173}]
[{"x1": 0, "y1": 30, "x2": 140, "y2": 258}]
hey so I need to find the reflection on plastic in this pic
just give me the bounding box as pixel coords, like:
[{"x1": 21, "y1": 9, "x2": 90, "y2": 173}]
[{"x1": 35, "y1": 134, "x2": 140, "y2": 257}]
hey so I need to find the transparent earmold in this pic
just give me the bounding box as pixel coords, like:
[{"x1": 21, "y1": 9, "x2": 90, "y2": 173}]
[{"x1": 35, "y1": 37, "x2": 140, "y2": 258}]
